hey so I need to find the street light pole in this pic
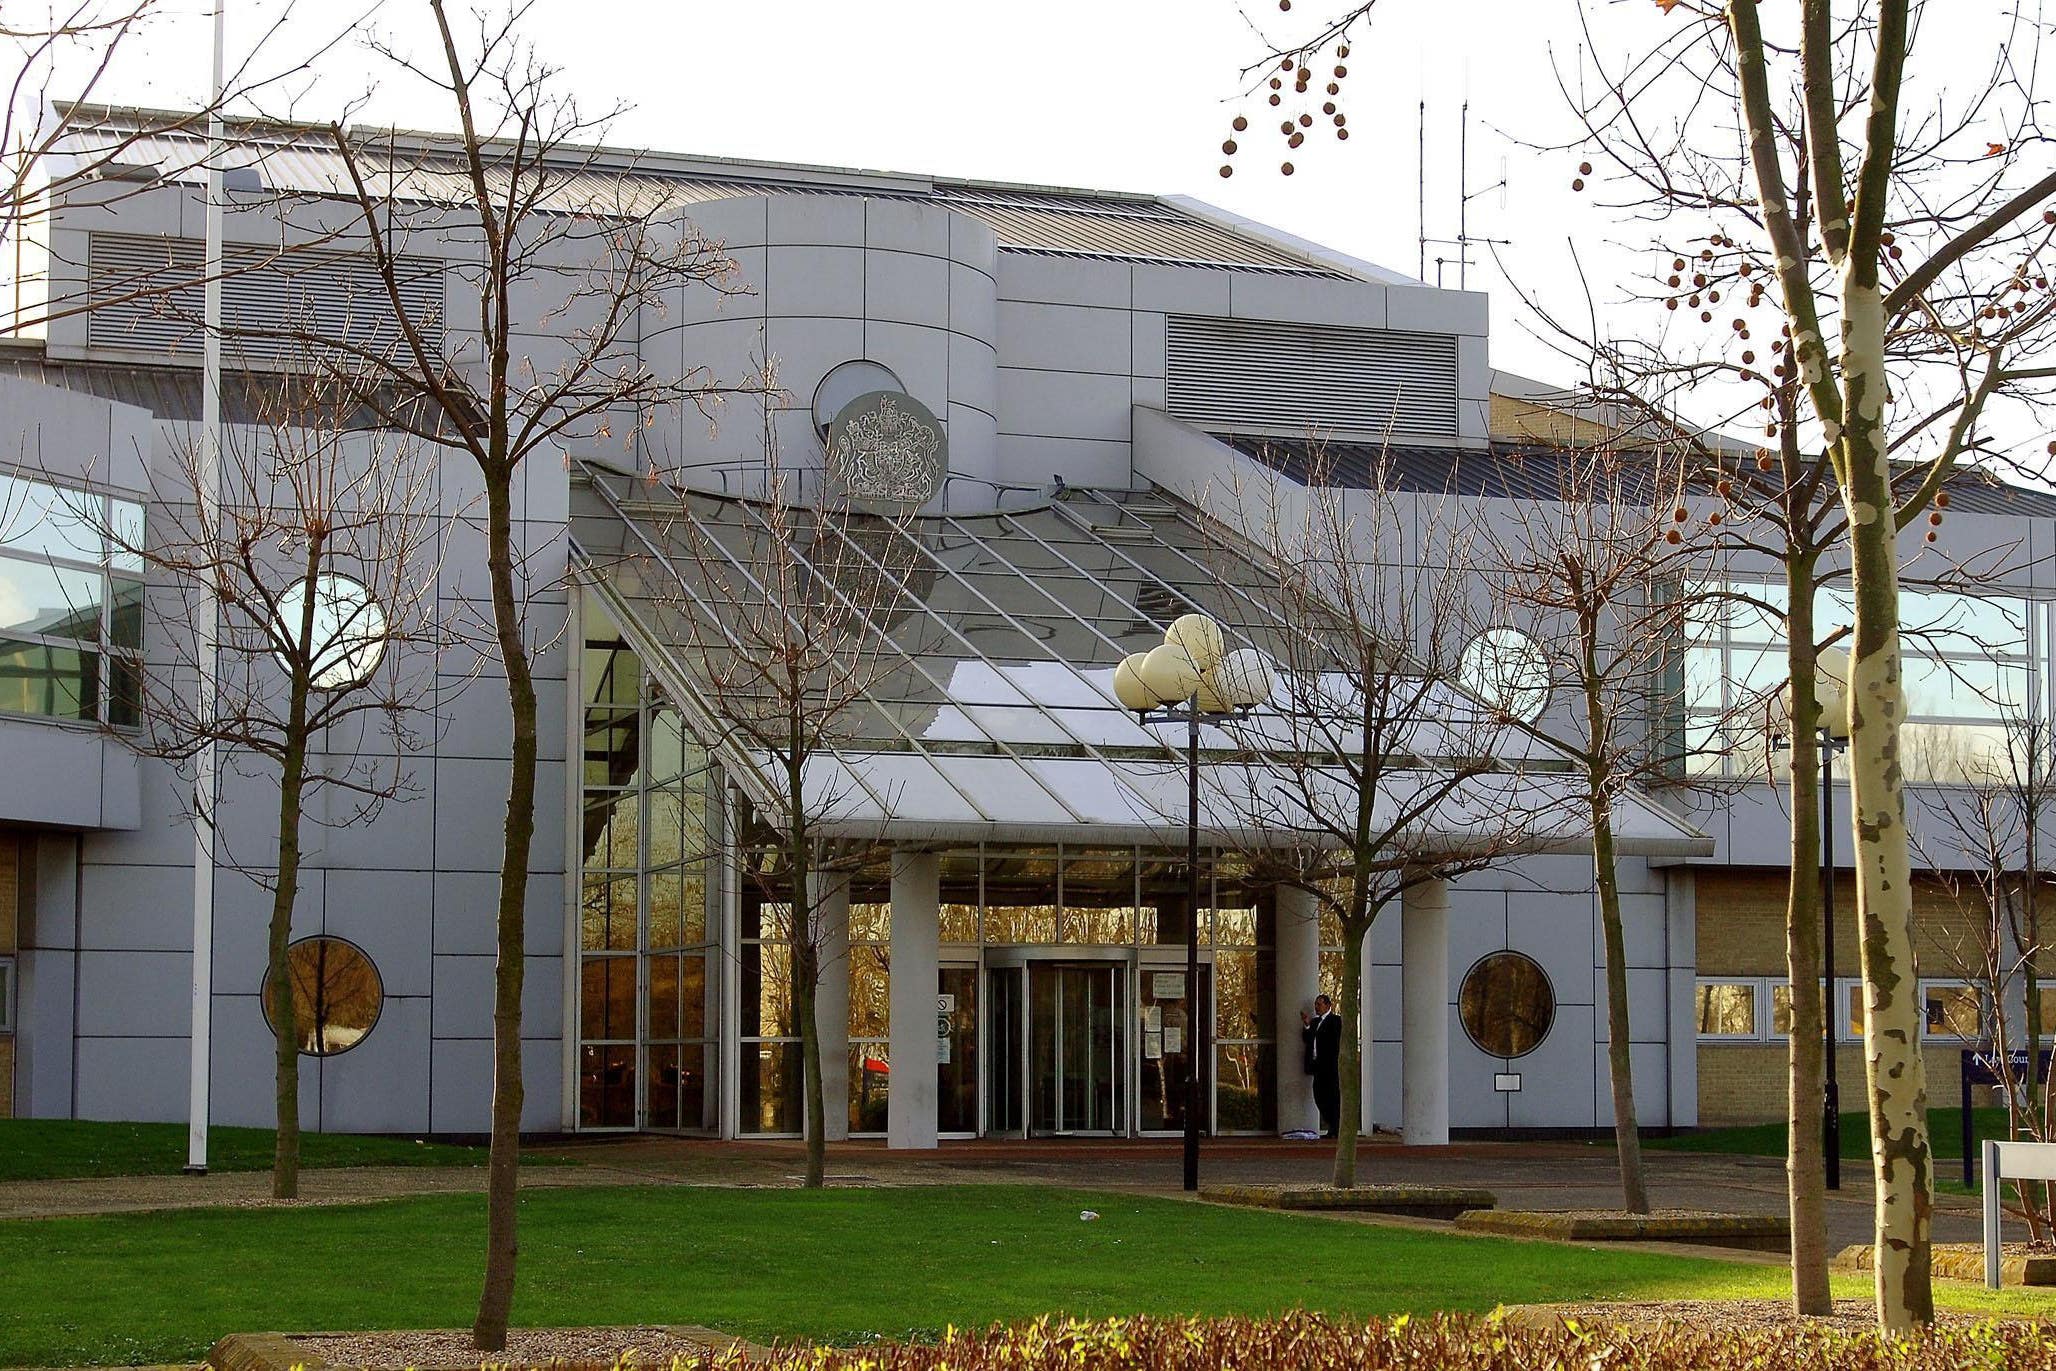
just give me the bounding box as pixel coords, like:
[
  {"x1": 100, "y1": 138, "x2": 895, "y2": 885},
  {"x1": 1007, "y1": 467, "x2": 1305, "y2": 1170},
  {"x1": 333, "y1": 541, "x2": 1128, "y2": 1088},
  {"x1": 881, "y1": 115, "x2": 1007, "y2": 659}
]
[
  {"x1": 1183, "y1": 695, "x2": 1203, "y2": 1193},
  {"x1": 1113, "y1": 615, "x2": 1274, "y2": 1194},
  {"x1": 1820, "y1": 725, "x2": 1842, "y2": 1191},
  {"x1": 1784, "y1": 648, "x2": 1851, "y2": 1196}
]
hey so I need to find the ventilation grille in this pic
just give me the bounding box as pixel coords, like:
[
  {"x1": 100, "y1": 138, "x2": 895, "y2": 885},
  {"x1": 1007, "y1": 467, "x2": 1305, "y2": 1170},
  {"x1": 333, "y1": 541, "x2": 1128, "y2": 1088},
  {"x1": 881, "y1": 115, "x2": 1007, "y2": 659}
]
[
  {"x1": 84, "y1": 232, "x2": 445, "y2": 367},
  {"x1": 1165, "y1": 315, "x2": 1459, "y2": 439}
]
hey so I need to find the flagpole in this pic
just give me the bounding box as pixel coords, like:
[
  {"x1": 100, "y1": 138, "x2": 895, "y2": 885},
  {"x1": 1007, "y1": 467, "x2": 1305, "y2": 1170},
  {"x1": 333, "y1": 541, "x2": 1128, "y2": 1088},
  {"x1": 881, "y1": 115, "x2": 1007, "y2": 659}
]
[{"x1": 184, "y1": 0, "x2": 226, "y2": 1177}]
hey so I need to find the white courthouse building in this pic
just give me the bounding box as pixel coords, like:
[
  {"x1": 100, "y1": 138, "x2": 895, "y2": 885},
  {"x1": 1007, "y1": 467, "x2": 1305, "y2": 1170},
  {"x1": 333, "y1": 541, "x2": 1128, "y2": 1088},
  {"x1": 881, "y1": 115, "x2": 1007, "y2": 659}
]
[{"x1": 0, "y1": 109, "x2": 2047, "y2": 1143}]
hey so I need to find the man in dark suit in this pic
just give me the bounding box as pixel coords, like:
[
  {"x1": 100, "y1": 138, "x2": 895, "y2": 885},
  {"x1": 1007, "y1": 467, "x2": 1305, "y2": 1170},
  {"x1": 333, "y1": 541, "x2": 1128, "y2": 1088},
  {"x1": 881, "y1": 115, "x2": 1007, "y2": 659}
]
[{"x1": 1301, "y1": 993, "x2": 1343, "y2": 1138}]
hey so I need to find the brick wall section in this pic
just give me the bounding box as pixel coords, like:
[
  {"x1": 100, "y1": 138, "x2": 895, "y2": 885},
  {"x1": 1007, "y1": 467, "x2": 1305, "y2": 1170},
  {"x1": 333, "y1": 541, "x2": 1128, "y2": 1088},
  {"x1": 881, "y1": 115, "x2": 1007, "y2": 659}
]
[{"x1": 1695, "y1": 868, "x2": 1992, "y2": 1125}]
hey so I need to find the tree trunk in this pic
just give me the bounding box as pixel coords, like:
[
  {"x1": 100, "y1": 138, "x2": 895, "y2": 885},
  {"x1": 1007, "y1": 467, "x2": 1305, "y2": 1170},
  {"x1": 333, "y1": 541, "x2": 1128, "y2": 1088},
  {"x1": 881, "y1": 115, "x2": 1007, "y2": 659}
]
[
  {"x1": 1579, "y1": 640, "x2": 1646, "y2": 1215},
  {"x1": 472, "y1": 471, "x2": 538, "y2": 1353},
  {"x1": 1783, "y1": 571, "x2": 1834, "y2": 1315},
  {"x1": 1331, "y1": 917, "x2": 1366, "y2": 1189},
  {"x1": 265, "y1": 718, "x2": 310, "y2": 1201},
  {"x1": 1840, "y1": 271, "x2": 1935, "y2": 1331},
  {"x1": 1589, "y1": 792, "x2": 1648, "y2": 1214},
  {"x1": 795, "y1": 920, "x2": 825, "y2": 1189}
]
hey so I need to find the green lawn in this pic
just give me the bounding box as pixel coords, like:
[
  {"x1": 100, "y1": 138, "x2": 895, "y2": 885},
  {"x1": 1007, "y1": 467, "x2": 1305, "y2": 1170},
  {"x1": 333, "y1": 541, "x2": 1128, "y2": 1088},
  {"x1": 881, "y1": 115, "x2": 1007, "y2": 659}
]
[
  {"x1": 0, "y1": 1119, "x2": 501, "y2": 1182},
  {"x1": 0, "y1": 1185, "x2": 2049, "y2": 1367},
  {"x1": 1655, "y1": 1106, "x2": 2008, "y2": 1162}
]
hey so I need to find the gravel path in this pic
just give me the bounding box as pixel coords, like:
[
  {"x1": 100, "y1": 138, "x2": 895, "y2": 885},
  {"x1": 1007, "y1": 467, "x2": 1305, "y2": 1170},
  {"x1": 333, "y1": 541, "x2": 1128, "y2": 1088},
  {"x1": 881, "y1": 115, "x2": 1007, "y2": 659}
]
[
  {"x1": 0, "y1": 1163, "x2": 664, "y2": 1221},
  {"x1": 296, "y1": 1326, "x2": 757, "y2": 1369}
]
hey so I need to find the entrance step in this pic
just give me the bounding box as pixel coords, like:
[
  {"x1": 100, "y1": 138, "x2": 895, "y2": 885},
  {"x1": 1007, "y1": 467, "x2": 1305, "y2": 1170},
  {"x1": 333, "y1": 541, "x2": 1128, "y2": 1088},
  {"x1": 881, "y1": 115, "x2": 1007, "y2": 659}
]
[
  {"x1": 1456, "y1": 1209, "x2": 1789, "y2": 1251},
  {"x1": 1202, "y1": 1183, "x2": 1496, "y2": 1220}
]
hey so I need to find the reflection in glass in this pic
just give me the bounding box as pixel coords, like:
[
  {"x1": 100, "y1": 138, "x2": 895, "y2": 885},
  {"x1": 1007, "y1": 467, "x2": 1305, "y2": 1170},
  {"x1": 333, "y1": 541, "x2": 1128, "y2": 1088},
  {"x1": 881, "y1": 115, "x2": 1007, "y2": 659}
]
[
  {"x1": 581, "y1": 955, "x2": 636, "y2": 1039},
  {"x1": 1216, "y1": 1042, "x2": 1276, "y2": 1133},
  {"x1": 0, "y1": 559, "x2": 102, "y2": 640},
  {"x1": 274, "y1": 573, "x2": 387, "y2": 688},
  {"x1": 849, "y1": 1043, "x2": 891, "y2": 1134},
  {"x1": 939, "y1": 965, "x2": 979, "y2": 1133},
  {"x1": 742, "y1": 1042, "x2": 804, "y2": 1134},
  {"x1": 1459, "y1": 951, "x2": 1555, "y2": 1058},
  {"x1": 267, "y1": 936, "x2": 382, "y2": 1055},
  {"x1": 0, "y1": 640, "x2": 96, "y2": 719},
  {"x1": 580, "y1": 1044, "x2": 636, "y2": 1127},
  {"x1": 1924, "y1": 983, "x2": 1983, "y2": 1038},
  {"x1": 1695, "y1": 981, "x2": 1758, "y2": 1036},
  {"x1": 580, "y1": 873, "x2": 637, "y2": 951},
  {"x1": 1460, "y1": 626, "x2": 1551, "y2": 722}
]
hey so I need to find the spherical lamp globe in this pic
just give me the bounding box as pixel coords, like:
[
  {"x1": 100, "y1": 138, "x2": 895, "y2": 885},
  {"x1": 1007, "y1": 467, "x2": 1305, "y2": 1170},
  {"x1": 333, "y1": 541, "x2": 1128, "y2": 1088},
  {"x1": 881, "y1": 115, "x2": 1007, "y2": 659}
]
[
  {"x1": 1138, "y1": 642, "x2": 1203, "y2": 703},
  {"x1": 1112, "y1": 653, "x2": 1157, "y2": 712},
  {"x1": 1210, "y1": 648, "x2": 1276, "y2": 709},
  {"x1": 1166, "y1": 613, "x2": 1225, "y2": 674}
]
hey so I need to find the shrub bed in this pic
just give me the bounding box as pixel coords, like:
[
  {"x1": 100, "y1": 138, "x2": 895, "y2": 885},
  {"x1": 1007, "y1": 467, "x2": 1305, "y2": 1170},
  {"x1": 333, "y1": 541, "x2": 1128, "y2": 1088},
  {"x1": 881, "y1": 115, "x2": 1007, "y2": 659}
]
[{"x1": 714, "y1": 1312, "x2": 2055, "y2": 1370}]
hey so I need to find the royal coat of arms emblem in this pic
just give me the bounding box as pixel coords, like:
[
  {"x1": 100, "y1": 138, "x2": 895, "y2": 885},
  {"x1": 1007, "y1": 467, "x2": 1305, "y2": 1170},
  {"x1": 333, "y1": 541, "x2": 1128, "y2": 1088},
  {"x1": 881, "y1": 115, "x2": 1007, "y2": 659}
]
[{"x1": 825, "y1": 390, "x2": 948, "y2": 510}]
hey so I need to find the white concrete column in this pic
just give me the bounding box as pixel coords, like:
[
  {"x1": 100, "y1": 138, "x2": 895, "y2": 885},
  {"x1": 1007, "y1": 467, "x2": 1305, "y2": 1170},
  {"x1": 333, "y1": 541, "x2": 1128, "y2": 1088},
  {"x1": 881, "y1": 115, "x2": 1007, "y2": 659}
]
[
  {"x1": 813, "y1": 874, "x2": 852, "y2": 1143},
  {"x1": 1274, "y1": 885, "x2": 1320, "y2": 1133},
  {"x1": 1359, "y1": 917, "x2": 1376, "y2": 1134},
  {"x1": 888, "y1": 849, "x2": 941, "y2": 1149},
  {"x1": 1401, "y1": 878, "x2": 1450, "y2": 1146}
]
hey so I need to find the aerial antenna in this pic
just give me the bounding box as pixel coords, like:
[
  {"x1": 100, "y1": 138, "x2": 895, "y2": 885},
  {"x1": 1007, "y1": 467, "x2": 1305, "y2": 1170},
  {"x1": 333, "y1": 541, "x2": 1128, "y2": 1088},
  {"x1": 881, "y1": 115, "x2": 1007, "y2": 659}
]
[
  {"x1": 1421, "y1": 101, "x2": 1512, "y2": 290},
  {"x1": 1416, "y1": 97, "x2": 1427, "y2": 282}
]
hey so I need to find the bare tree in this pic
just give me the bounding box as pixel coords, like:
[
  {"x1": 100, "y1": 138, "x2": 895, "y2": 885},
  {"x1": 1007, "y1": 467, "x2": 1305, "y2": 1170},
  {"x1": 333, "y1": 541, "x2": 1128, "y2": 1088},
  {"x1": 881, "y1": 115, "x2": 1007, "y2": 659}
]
[
  {"x1": 234, "y1": 3, "x2": 748, "y2": 1345},
  {"x1": 613, "y1": 448, "x2": 921, "y2": 1187},
  {"x1": 1920, "y1": 707, "x2": 2056, "y2": 1243},
  {"x1": 1475, "y1": 437, "x2": 1710, "y2": 1215},
  {"x1": 1228, "y1": 0, "x2": 2056, "y2": 1327},
  {"x1": 1199, "y1": 449, "x2": 1543, "y2": 1187},
  {"x1": 92, "y1": 371, "x2": 440, "y2": 1199}
]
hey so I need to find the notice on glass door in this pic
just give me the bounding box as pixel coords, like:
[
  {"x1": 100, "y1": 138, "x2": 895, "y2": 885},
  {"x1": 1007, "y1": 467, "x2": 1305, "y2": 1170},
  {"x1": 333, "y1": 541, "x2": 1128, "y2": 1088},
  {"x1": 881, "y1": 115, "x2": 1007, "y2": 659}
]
[
  {"x1": 1152, "y1": 973, "x2": 1187, "y2": 1000},
  {"x1": 1163, "y1": 1026, "x2": 1184, "y2": 1054},
  {"x1": 1143, "y1": 1030, "x2": 1163, "y2": 1060}
]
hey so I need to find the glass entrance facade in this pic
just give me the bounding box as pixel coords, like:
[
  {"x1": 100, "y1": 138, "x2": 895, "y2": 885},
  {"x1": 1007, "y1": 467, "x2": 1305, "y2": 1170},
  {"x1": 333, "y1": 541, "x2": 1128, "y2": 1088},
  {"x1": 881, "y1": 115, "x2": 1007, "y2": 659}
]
[{"x1": 709, "y1": 841, "x2": 1278, "y2": 1139}]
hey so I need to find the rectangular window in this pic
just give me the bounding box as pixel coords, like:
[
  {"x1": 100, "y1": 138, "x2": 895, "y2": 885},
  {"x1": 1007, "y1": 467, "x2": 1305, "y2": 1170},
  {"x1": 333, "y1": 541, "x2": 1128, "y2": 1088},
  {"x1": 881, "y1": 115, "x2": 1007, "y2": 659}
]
[
  {"x1": 0, "y1": 956, "x2": 13, "y2": 1031},
  {"x1": 1840, "y1": 979, "x2": 1865, "y2": 1042},
  {"x1": 847, "y1": 901, "x2": 891, "y2": 1136},
  {"x1": 1921, "y1": 980, "x2": 1984, "y2": 1041},
  {"x1": 1695, "y1": 979, "x2": 1763, "y2": 1040},
  {"x1": 0, "y1": 469, "x2": 143, "y2": 727},
  {"x1": 574, "y1": 591, "x2": 718, "y2": 1134},
  {"x1": 1680, "y1": 578, "x2": 2043, "y2": 783}
]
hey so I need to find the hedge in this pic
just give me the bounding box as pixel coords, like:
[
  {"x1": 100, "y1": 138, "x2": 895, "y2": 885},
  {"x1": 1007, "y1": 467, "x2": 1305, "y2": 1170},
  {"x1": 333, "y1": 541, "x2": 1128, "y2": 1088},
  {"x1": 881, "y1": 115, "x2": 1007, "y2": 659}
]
[{"x1": 703, "y1": 1311, "x2": 2056, "y2": 1371}]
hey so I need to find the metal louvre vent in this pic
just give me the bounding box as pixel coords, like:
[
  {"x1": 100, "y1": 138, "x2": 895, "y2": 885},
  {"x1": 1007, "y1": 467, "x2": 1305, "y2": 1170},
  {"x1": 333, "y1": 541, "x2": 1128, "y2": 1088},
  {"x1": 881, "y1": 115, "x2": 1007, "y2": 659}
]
[
  {"x1": 1165, "y1": 314, "x2": 1459, "y2": 440},
  {"x1": 85, "y1": 232, "x2": 445, "y2": 367}
]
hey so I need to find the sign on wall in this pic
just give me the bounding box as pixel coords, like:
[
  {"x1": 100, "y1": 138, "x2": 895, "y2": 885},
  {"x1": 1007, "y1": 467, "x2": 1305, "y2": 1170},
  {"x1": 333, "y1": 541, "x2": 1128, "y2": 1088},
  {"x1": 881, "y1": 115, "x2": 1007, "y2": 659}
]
[{"x1": 826, "y1": 390, "x2": 948, "y2": 511}]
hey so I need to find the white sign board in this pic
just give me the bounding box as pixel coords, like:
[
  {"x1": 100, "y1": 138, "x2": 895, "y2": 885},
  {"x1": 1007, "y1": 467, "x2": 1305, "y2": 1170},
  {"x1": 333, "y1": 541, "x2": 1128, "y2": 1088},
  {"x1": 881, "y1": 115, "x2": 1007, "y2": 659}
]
[
  {"x1": 1151, "y1": 973, "x2": 1187, "y2": 1000},
  {"x1": 1982, "y1": 1139, "x2": 2056, "y2": 1286},
  {"x1": 937, "y1": 993, "x2": 956, "y2": 1015}
]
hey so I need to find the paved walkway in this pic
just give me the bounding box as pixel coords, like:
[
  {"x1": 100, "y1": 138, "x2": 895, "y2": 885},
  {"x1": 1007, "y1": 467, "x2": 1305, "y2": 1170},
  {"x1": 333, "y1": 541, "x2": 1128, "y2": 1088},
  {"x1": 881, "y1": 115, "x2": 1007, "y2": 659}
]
[{"x1": 0, "y1": 1134, "x2": 2006, "y2": 1254}]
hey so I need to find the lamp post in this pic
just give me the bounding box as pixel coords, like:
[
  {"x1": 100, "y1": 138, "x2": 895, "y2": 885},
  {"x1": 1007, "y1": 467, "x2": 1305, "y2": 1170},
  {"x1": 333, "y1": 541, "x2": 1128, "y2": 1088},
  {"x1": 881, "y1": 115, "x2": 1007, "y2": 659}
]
[
  {"x1": 1784, "y1": 647, "x2": 1852, "y2": 1191},
  {"x1": 1114, "y1": 615, "x2": 1273, "y2": 1192}
]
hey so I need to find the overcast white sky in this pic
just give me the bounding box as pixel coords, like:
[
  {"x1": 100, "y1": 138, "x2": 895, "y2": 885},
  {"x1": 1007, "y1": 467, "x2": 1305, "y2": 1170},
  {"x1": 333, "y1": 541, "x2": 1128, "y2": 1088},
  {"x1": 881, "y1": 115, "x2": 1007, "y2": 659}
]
[{"x1": 63, "y1": 0, "x2": 2056, "y2": 459}]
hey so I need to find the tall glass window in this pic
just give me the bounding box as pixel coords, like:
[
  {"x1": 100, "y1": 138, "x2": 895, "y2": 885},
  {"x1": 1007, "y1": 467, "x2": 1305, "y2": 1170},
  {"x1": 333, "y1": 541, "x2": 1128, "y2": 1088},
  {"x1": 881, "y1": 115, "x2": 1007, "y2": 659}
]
[
  {"x1": 1683, "y1": 579, "x2": 2042, "y2": 783},
  {"x1": 1211, "y1": 878, "x2": 1277, "y2": 1134},
  {"x1": 577, "y1": 595, "x2": 718, "y2": 1131},
  {"x1": 847, "y1": 900, "x2": 891, "y2": 1134},
  {"x1": 0, "y1": 472, "x2": 143, "y2": 726}
]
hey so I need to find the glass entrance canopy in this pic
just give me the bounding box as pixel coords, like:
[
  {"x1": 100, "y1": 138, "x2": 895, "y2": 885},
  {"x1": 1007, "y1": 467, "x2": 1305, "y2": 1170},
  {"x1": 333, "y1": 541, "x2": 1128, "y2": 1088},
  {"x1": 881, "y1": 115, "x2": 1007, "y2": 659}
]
[{"x1": 567, "y1": 466, "x2": 1706, "y2": 857}]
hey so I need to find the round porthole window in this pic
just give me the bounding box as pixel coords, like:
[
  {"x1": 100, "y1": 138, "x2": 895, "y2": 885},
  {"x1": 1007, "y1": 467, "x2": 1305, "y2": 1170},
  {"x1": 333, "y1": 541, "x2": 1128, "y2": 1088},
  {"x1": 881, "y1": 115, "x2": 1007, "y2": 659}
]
[
  {"x1": 1460, "y1": 626, "x2": 1550, "y2": 723},
  {"x1": 1459, "y1": 950, "x2": 1555, "y2": 1059},
  {"x1": 811, "y1": 359, "x2": 904, "y2": 435},
  {"x1": 262, "y1": 935, "x2": 383, "y2": 1056},
  {"x1": 275, "y1": 574, "x2": 388, "y2": 689}
]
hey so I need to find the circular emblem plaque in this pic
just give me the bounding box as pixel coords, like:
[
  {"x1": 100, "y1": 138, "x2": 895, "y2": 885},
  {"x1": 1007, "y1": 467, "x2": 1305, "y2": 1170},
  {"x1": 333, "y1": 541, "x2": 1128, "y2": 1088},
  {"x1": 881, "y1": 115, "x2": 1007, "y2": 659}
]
[{"x1": 825, "y1": 390, "x2": 948, "y2": 510}]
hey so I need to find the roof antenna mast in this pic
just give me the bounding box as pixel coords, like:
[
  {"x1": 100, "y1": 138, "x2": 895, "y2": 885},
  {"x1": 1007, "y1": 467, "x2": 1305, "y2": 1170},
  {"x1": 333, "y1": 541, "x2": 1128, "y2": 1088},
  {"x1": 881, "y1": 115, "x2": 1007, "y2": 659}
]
[{"x1": 1416, "y1": 97, "x2": 1427, "y2": 283}]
